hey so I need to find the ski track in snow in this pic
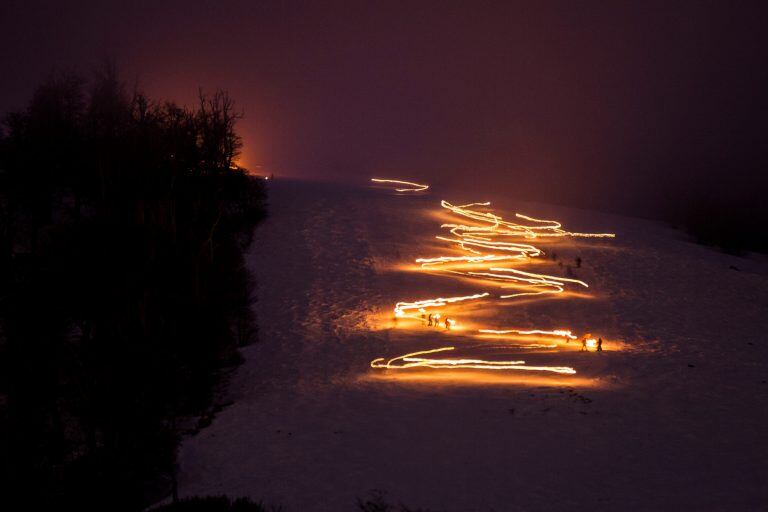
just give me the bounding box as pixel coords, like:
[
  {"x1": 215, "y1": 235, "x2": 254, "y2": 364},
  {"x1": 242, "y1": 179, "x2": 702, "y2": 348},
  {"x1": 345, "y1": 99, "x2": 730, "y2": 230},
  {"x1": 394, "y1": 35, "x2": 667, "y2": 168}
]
[{"x1": 177, "y1": 179, "x2": 768, "y2": 511}]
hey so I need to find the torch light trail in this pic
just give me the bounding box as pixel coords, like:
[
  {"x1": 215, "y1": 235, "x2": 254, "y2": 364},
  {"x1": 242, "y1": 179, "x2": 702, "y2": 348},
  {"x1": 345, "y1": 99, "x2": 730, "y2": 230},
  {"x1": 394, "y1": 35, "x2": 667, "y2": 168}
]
[
  {"x1": 435, "y1": 236, "x2": 543, "y2": 257},
  {"x1": 370, "y1": 347, "x2": 576, "y2": 374},
  {"x1": 439, "y1": 201, "x2": 615, "y2": 240},
  {"x1": 371, "y1": 189, "x2": 615, "y2": 376},
  {"x1": 394, "y1": 292, "x2": 490, "y2": 318},
  {"x1": 478, "y1": 329, "x2": 578, "y2": 340},
  {"x1": 371, "y1": 178, "x2": 429, "y2": 192},
  {"x1": 465, "y1": 267, "x2": 588, "y2": 288},
  {"x1": 473, "y1": 329, "x2": 578, "y2": 349},
  {"x1": 415, "y1": 254, "x2": 518, "y2": 267}
]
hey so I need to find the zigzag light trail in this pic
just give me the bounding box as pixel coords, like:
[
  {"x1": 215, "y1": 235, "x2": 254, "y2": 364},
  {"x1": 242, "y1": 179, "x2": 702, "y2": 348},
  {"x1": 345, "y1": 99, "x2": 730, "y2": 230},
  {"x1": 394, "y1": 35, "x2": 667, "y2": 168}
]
[
  {"x1": 369, "y1": 182, "x2": 615, "y2": 376},
  {"x1": 415, "y1": 254, "x2": 518, "y2": 267},
  {"x1": 440, "y1": 200, "x2": 615, "y2": 241}
]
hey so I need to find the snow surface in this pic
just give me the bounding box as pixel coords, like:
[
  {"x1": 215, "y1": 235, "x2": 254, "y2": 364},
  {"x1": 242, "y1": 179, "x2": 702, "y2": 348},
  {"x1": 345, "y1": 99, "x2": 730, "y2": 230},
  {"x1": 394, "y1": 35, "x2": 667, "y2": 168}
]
[{"x1": 177, "y1": 179, "x2": 768, "y2": 511}]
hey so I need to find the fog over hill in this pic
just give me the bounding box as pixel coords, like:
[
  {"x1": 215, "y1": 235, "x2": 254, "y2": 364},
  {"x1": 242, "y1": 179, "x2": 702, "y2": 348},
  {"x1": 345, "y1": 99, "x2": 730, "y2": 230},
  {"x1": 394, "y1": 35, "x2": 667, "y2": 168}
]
[{"x1": 2, "y1": 2, "x2": 767, "y2": 250}]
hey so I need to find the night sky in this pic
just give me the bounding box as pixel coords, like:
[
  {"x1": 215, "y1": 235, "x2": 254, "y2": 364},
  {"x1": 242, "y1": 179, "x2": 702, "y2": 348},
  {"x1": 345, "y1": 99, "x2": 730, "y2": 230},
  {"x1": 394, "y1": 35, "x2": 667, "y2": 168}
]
[{"x1": 2, "y1": 1, "x2": 767, "y2": 215}]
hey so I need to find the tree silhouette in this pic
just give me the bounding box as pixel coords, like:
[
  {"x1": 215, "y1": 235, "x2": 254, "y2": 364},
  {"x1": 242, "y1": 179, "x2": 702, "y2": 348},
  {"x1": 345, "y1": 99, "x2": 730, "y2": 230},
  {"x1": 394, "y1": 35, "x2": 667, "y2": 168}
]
[{"x1": 0, "y1": 65, "x2": 266, "y2": 509}]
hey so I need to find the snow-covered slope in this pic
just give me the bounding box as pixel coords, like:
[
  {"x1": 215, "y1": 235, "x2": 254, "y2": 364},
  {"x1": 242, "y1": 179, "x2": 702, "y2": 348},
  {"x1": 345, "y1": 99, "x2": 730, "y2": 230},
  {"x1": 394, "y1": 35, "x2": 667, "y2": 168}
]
[{"x1": 177, "y1": 179, "x2": 768, "y2": 511}]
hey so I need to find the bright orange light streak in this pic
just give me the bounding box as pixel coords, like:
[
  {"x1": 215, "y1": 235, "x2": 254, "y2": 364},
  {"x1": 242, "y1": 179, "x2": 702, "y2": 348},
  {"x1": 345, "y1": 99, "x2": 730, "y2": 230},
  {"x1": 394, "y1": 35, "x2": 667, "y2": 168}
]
[
  {"x1": 487, "y1": 267, "x2": 588, "y2": 288},
  {"x1": 436, "y1": 236, "x2": 543, "y2": 257},
  {"x1": 439, "y1": 200, "x2": 615, "y2": 240},
  {"x1": 371, "y1": 178, "x2": 429, "y2": 192},
  {"x1": 374, "y1": 192, "x2": 616, "y2": 379},
  {"x1": 393, "y1": 292, "x2": 490, "y2": 317},
  {"x1": 370, "y1": 347, "x2": 576, "y2": 374},
  {"x1": 499, "y1": 289, "x2": 562, "y2": 299},
  {"x1": 415, "y1": 254, "x2": 518, "y2": 267},
  {"x1": 479, "y1": 329, "x2": 577, "y2": 340}
]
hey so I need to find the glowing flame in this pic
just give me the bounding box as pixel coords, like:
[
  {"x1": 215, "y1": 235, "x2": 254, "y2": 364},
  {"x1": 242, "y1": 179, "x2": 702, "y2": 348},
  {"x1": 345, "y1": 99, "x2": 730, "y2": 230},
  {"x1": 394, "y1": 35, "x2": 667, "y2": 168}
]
[{"x1": 371, "y1": 178, "x2": 429, "y2": 192}]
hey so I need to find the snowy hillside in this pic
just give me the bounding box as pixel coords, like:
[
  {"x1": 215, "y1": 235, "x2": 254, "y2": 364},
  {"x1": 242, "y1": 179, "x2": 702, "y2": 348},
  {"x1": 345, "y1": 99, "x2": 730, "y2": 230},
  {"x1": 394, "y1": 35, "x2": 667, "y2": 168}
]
[{"x1": 177, "y1": 178, "x2": 768, "y2": 511}]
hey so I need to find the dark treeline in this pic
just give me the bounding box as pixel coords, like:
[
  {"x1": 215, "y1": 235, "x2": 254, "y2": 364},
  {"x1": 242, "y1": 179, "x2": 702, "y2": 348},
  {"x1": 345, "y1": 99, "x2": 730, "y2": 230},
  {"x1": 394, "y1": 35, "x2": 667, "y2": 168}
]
[
  {"x1": 0, "y1": 66, "x2": 266, "y2": 509},
  {"x1": 668, "y1": 187, "x2": 768, "y2": 255}
]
